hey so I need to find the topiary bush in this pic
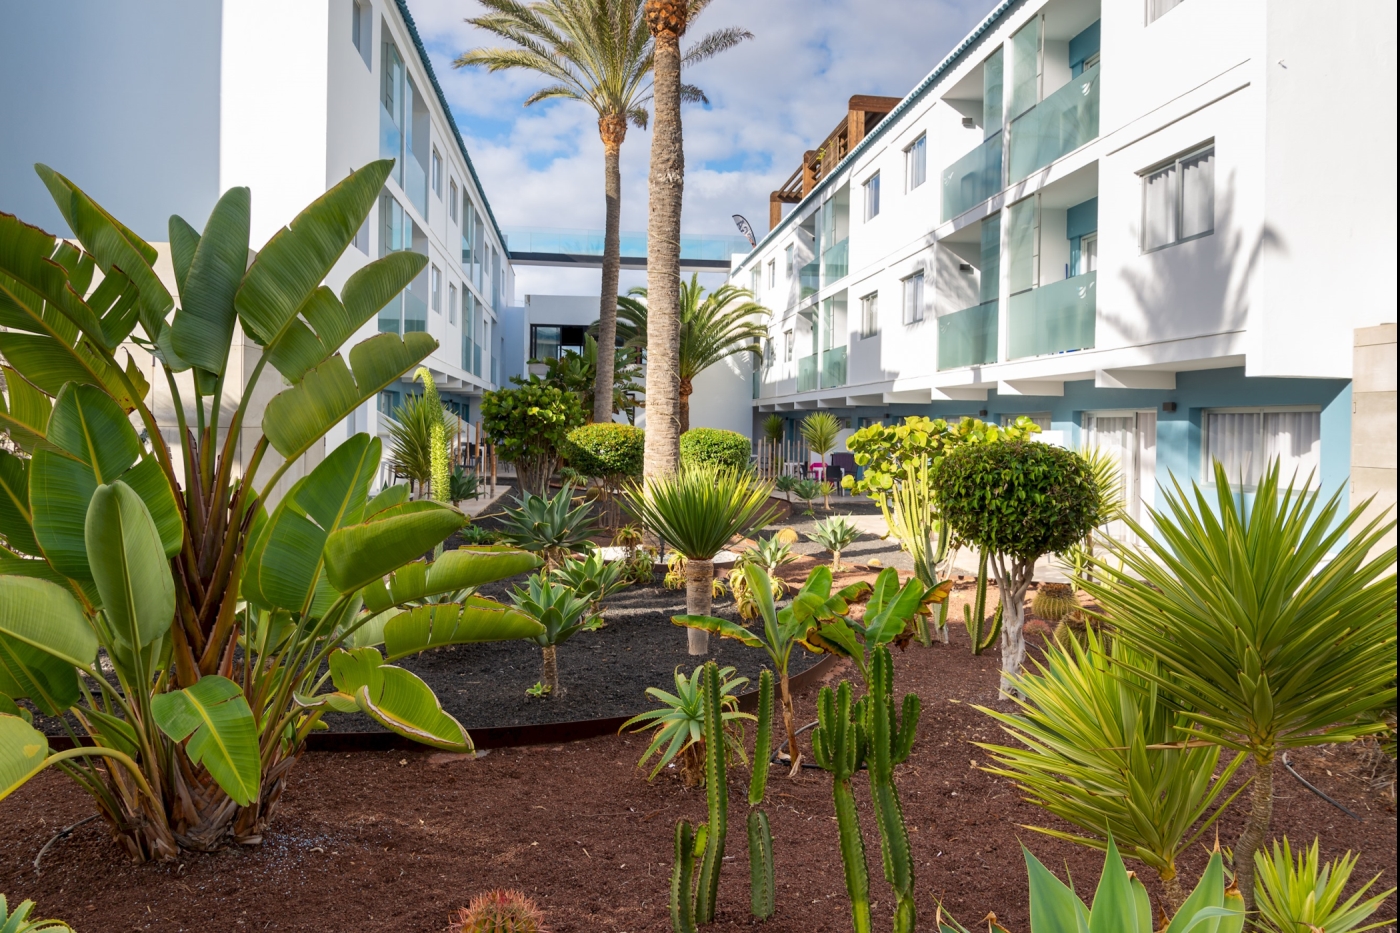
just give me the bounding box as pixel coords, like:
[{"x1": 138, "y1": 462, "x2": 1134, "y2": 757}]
[
  {"x1": 931, "y1": 440, "x2": 1101, "y2": 693},
  {"x1": 564, "y1": 422, "x2": 645, "y2": 483},
  {"x1": 680, "y1": 428, "x2": 752, "y2": 472},
  {"x1": 481, "y1": 381, "x2": 586, "y2": 496}
]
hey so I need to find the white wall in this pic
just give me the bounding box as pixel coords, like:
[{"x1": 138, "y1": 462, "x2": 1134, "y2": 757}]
[{"x1": 689, "y1": 354, "x2": 755, "y2": 440}]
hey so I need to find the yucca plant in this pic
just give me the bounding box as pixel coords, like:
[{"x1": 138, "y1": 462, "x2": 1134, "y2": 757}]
[
  {"x1": 800, "y1": 411, "x2": 840, "y2": 468},
  {"x1": 386, "y1": 389, "x2": 441, "y2": 495},
  {"x1": 1253, "y1": 837, "x2": 1395, "y2": 933},
  {"x1": 808, "y1": 515, "x2": 860, "y2": 570},
  {"x1": 509, "y1": 573, "x2": 594, "y2": 696},
  {"x1": 0, "y1": 162, "x2": 546, "y2": 861},
  {"x1": 976, "y1": 626, "x2": 1248, "y2": 911},
  {"x1": 498, "y1": 484, "x2": 598, "y2": 571},
  {"x1": 623, "y1": 465, "x2": 776, "y2": 654},
  {"x1": 620, "y1": 663, "x2": 751, "y2": 784},
  {"x1": 1085, "y1": 459, "x2": 1397, "y2": 909}
]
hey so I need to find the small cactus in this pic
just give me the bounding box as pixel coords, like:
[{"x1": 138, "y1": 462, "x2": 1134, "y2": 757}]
[
  {"x1": 965, "y1": 549, "x2": 1002, "y2": 655},
  {"x1": 449, "y1": 890, "x2": 549, "y2": 933},
  {"x1": 1031, "y1": 582, "x2": 1077, "y2": 622},
  {"x1": 1051, "y1": 610, "x2": 1092, "y2": 652}
]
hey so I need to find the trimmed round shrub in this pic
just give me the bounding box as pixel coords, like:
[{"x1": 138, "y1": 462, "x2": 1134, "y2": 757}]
[
  {"x1": 680, "y1": 427, "x2": 751, "y2": 471},
  {"x1": 480, "y1": 382, "x2": 586, "y2": 496},
  {"x1": 564, "y1": 422, "x2": 645, "y2": 482}
]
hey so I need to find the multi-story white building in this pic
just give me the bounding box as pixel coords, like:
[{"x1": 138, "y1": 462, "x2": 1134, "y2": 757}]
[
  {"x1": 1, "y1": 0, "x2": 512, "y2": 485},
  {"x1": 737, "y1": 0, "x2": 1396, "y2": 533}
]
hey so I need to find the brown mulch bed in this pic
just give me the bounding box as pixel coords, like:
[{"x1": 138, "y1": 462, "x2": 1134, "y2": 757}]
[{"x1": 2, "y1": 593, "x2": 1394, "y2": 932}]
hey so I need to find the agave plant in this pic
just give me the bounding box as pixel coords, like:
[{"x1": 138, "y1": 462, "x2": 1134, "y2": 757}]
[
  {"x1": 790, "y1": 478, "x2": 824, "y2": 516},
  {"x1": 509, "y1": 573, "x2": 594, "y2": 696},
  {"x1": 807, "y1": 515, "x2": 860, "y2": 570},
  {"x1": 976, "y1": 626, "x2": 1248, "y2": 911},
  {"x1": 1085, "y1": 460, "x2": 1397, "y2": 909},
  {"x1": 729, "y1": 537, "x2": 794, "y2": 620},
  {"x1": 623, "y1": 465, "x2": 776, "y2": 654},
  {"x1": 0, "y1": 895, "x2": 71, "y2": 933},
  {"x1": 1253, "y1": 837, "x2": 1395, "y2": 933},
  {"x1": 0, "y1": 161, "x2": 546, "y2": 861},
  {"x1": 551, "y1": 550, "x2": 629, "y2": 615},
  {"x1": 773, "y1": 473, "x2": 798, "y2": 502},
  {"x1": 620, "y1": 663, "x2": 752, "y2": 785},
  {"x1": 497, "y1": 484, "x2": 598, "y2": 571}
]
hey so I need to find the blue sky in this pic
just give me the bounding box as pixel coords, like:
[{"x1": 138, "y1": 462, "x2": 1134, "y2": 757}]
[{"x1": 404, "y1": 0, "x2": 992, "y2": 294}]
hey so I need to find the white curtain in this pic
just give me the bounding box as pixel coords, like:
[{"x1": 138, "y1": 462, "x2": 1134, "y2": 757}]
[
  {"x1": 1205, "y1": 411, "x2": 1319, "y2": 487},
  {"x1": 1086, "y1": 414, "x2": 1137, "y2": 542},
  {"x1": 1180, "y1": 148, "x2": 1214, "y2": 239},
  {"x1": 1263, "y1": 411, "x2": 1321, "y2": 485}
]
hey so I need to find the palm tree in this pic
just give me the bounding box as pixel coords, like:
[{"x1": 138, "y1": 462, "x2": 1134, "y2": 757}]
[
  {"x1": 616, "y1": 275, "x2": 768, "y2": 433},
  {"x1": 457, "y1": 0, "x2": 748, "y2": 430},
  {"x1": 641, "y1": 0, "x2": 750, "y2": 479}
]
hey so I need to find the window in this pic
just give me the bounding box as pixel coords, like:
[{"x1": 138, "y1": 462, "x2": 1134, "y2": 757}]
[
  {"x1": 863, "y1": 172, "x2": 881, "y2": 221},
  {"x1": 449, "y1": 179, "x2": 459, "y2": 223},
  {"x1": 860, "y1": 292, "x2": 879, "y2": 338},
  {"x1": 431, "y1": 148, "x2": 443, "y2": 197},
  {"x1": 448, "y1": 283, "x2": 458, "y2": 325},
  {"x1": 768, "y1": 259, "x2": 776, "y2": 289},
  {"x1": 1204, "y1": 408, "x2": 1320, "y2": 488},
  {"x1": 901, "y1": 271, "x2": 925, "y2": 324},
  {"x1": 352, "y1": 216, "x2": 369, "y2": 254},
  {"x1": 905, "y1": 135, "x2": 927, "y2": 191},
  {"x1": 430, "y1": 265, "x2": 441, "y2": 313},
  {"x1": 1148, "y1": 0, "x2": 1185, "y2": 23},
  {"x1": 750, "y1": 268, "x2": 760, "y2": 296},
  {"x1": 351, "y1": 0, "x2": 371, "y2": 68},
  {"x1": 378, "y1": 389, "x2": 401, "y2": 418},
  {"x1": 1079, "y1": 233, "x2": 1098, "y2": 275},
  {"x1": 1142, "y1": 144, "x2": 1214, "y2": 251},
  {"x1": 784, "y1": 245, "x2": 794, "y2": 278},
  {"x1": 530, "y1": 325, "x2": 586, "y2": 361},
  {"x1": 783, "y1": 329, "x2": 794, "y2": 362}
]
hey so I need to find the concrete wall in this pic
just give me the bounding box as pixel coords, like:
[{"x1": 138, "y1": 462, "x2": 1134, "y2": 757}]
[
  {"x1": 0, "y1": 0, "x2": 223, "y2": 239},
  {"x1": 1350, "y1": 325, "x2": 1397, "y2": 560}
]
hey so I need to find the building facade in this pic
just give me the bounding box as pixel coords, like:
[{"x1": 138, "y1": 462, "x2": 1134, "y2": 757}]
[{"x1": 735, "y1": 0, "x2": 1397, "y2": 531}]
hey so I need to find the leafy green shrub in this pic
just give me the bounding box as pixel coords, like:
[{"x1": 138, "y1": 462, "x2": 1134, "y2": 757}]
[
  {"x1": 481, "y1": 382, "x2": 586, "y2": 495},
  {"x1": 564, "y1": 422, "x2": 645, "y2": 482},
  {"x1": 932, "y1": 440, "x2": 1101, "y2": 693},
  {"x1": 680, "y1": 428, "x2": 752, "y2": 471}
]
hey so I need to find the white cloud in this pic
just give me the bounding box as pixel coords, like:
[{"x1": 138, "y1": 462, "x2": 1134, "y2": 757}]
[{"x1": 406, "y1": 0, "x2": 992, "y2": 297}]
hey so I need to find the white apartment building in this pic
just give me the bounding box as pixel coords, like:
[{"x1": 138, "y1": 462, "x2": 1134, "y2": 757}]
[
  {"x1": 0, "y1": 0, "x2": 512, "y2": 484},
  {"x1": 736, "y1": 0, "x2": 1397, "y2": 532}
]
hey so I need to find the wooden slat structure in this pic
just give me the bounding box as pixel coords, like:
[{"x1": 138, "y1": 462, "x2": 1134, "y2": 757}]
[{"x1": 769, "y1": 95, "x2": 902, "y2": 229}]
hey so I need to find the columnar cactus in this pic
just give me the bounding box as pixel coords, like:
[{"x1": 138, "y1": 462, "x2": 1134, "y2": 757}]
[
  {"x1": 965, "y1": 549, "x2": 1002, "y2": 655},
  {"x1": 670, "y1": 821, "x2": 698, "y2": 933},
  {"x1": 811, "y1": 681, "x2": 872, "y2": 933},
  {"x1": 863, "y1": 646, "x2": 920, "y2": 933},
  {"x1": 694, "y1": 661, "x2": 728, "y2": 924},
  {"x1": 747, "y1": 670, "x2": 775, "y2": 920}
]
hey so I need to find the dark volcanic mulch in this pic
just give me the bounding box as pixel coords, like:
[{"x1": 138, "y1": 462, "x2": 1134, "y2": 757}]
[{"x1": 3, "y1": 594, "x2": 1395, "y2": 933}]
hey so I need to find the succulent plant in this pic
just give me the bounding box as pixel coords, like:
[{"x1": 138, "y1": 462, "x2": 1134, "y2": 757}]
[
  {"x1": 449, "y1": 889, "x2": 549, "y2": 933},
  {"x1": 620, "y1": 664, "x2": 751, "y2": 784},
  {"x1": 669, "y1": 663, "x2": 733, "y2": 928},
  {"x1": 1030, "y1": 582, "x2": 1077, "y2": 622},
  {"x1": 0, "y1": 895, "x2": 72, "y2": 933},
  {"x1": 807, "y1": 515, "x2": 861, "y2": 570},
  {"x1": 964, "y1": 549, "x2": 1002, "y2": 655},
  {"x1": 551, "y1": 550, "x2": 629, "y2": 615},
  {"x1": 498, "y1": 484, "x2": 598, "y2": 571},
  {"x1": 508, "y1": 573, "x2": 594, "y2": 696}
]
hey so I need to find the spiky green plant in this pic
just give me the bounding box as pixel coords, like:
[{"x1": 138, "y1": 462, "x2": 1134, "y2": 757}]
[
  {"x1": 1253, "y1": 838, "x2": 1396, "y2": 933},
  {"x1": 976, "y1": 625, "x2": 1249, "y2": 911},
  {"x1": 774, "y1": 473, "x2": 798, "y2": 502},
  {"x1": 964, "y1": 549, "x2": 1002, "y2": 655},
  {"x1": 509, "y1": 573, "x2": 594, "y2": 696},
  {"x1": 415, "y1": 367, "x2": 451, "y2": 504},
  {"x1": 762, "y1": 414, "x2": 785, "y2": 444},
  {"x1": 449, "y1": 465, "x2": 480, "y2": 505},
  {"x1": 746, "y1": 670, "x2": 776, "y2": 919},
  {"x1": 620, "y1": 664, "x2": 751, "y2": 782},
  {"x1": 862, "y1": 647, "x2": 920, "y2": 933},
  {"x1": 623, "y1": 465, "x2": 776, "y2": 653},
  {"x1": 730, "y1": 537, "x2": 793, "y2": 620},
  {"x1": 448, "y1": 889, "x2": 549, "y2": 933},
  {"x1": 811, "y1": 680, "x2": 872, "y2": 933},
  {"x1": 0, "y1": 895, "x2": 72, "y2": 933},
  {"x1": 1085, "y1": 460, "x2": 1397, "y2": 910},
  {"x1": 551, "y1": 550, "x2": 629, "y2": 615},
  {"x1": 791, "y1": 477, "x2": 824, "y2": 516},
  {"x1": 808, "y1": 515, "x2": 860, "y2": 570},
  {"x1": 387, "y1": 382, "x2": 447, "y2": 497},
  {"x1": 498, "y1": 484, "x2": 598, "y2": 571},
  {"x1": 800, "y1": 411, "x2": 841, "y2": 466}
]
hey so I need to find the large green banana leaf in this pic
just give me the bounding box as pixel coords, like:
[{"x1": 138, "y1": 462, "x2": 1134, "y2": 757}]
[
  {"x1": 0, "y1": 365, "x2": 51, "y2": 451},
  {"x1": 150, "y1": 675, "x2": 260, "y2": 807},
  {"x1": 84, "y1": 482, "x2": 174, "y2": 654},
  {"x1": 242, "y1": 434, "x2": 379, "y2": 615},
  {"x1": 360, "y1": 546, "x2": 541, "y2": 613},
  {"x1": 0, "y1": 714, "x2": 52, "y2": 800},
  {"x1": 261, "y1": 331, "x2": 437, "y2": 459},
  {"x1": 327, "y1": 648, "x2": 470, "y2": 752},
  {"x1": 0, "y1": 576, "x2": 97, "y2": 667},
  {"x1": 322, "y1": 503, "x2": 465, "y2": 594},
  {"x1": 28, "y1": 385, "x2": 180, "y2": 579},
  {"x1": 234, "y1": 160, "x2": 391, "y2": 348},
  {"x1": 169, "y1": 186, "x2": 251, "y2": 377},
  {"x1": 381, "y1": 599, "x2": 544, "y2": 660},
  {"x1": 0, "y1": 452, "x2": 39, "y2": 555},
  {"x1": 0, "y1": 632, "x2": 81, "y2": 716}
]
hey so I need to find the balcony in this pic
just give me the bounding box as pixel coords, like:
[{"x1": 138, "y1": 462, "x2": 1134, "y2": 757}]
[
  {"x1": 937, "y1": 300, "x2": 999, "y2": 370},
  {"x1": 406, "y1": 154, "x2": 429, "y2": 220},
  {"x1": 380, "y1": 106, "x2": 403, "y2": 186},
  {"x1": 797, "y1": 355, "x2": 818, "y2": 392},
  {"x1": 799, "y1": 260, "x2": 819, "y2": 301},
  {"x1": 822, "y1": 238, "x2": 849, "y2": 286},
  {"x1": 403, "y1": 289, "x2": 428, "y2": 334},
  {"x1": 821, "y1": 346, "x2": 847, "y2": 388},
  {"x1": 941, "y1": 134, "x2": 1003, "y2": 223},
  {"x1": 1008, "y1": 63, "x2": 1099, "y2": 183},
  {"x1": 1007, "y1": 271, "x2": 1095, "y2": 360}
]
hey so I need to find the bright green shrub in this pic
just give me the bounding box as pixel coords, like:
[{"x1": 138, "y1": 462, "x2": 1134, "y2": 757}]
[
  {"x1": 564, "y1": 422, "x2": 645, "y2": 482},
  {"x1": 680, "y1": 428, "x2": 751, "y2": 471},
  {"x1": 481, "y1": 381, "x2": 586, "y2": 495}
]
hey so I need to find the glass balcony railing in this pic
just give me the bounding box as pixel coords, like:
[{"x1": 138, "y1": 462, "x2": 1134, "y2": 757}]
[
  {"x1": 403, "y1": 289, "x2": 428, "y2": 334},
  {"x1": 941, "y1": 133, "x2": 1003, "y2": 222},
  {"x1": 1008, "y1": 271, "x2": 1096, "y2": 360},
  {"x1": 1008, "y1": 63, "x2": 1100, "y2": 183},
  {"x1": 799, "y1": 260, "x2": 820, "y2": 301},
  {"x1": 937, "y1": 300, "x2": 999, "y2": 370},
  {"x1": 821, "y1": 346, "x2": 847, "y2": 388},
  {"x1": 380, "y1": 106, "x2": 403, "y2": 185},
  {"x1": 503, "y1": 228, "x2": 752, "y2": 262},
  {"x1": 797, "y1": 356, "x2": 818, "y2": 392},
  {"x1": 378, "y1": 294, "x2": 402, "y2": 335},
  {"x1": 821, "y1": 238, "x2": 849, "y2": 285},
  {"x1": 406, "y1": 155, "x2": 429, "y2": 219}
]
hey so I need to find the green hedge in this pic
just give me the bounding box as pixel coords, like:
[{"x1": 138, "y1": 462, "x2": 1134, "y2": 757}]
[
  {"x1": 564, "y1": 422, "x2": 645, "y2": 481},
  {"x1": 680, "y1": 428, "x2": 751, "y2": 472}
]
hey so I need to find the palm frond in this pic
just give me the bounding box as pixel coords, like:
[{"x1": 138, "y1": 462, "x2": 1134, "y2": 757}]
[{"x1": 681, "y1": 27, "x2": 753, "y2": 65}]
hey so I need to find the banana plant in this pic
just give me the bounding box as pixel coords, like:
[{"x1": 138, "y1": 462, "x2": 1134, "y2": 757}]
[
  {"x1": 804, "y1": 567, "x2": 951, "y2": 683},
  {"x1": 0, "y1": 162, "x2": 543, "y2": 860},
  {"x1": 675, "y1": 563, "x2": 865, "y2": 775}
]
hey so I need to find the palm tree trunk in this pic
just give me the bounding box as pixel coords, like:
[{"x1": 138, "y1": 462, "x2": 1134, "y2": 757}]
[
  {"x1": 1159, "y1": 866, "x2": 1186, "y2": 917},
  {"x1": 595, "y1": 116, "x2": 625, "y2": 425},
  {"x1": 642, "y1": 0, "x2": 687, "y2": 481},
  {"x1": 685, "y1": 556, "x2": 713, "y2": 654},
  {"x1": 679, "y1": 376, "x2": 692, "y2": 434},
  {"x1": 542, "y1": 644, "x2": 561, "y2": 696},
  {"x1": 1234, "y1": 752, "x2": 1274, "y2": 914}
]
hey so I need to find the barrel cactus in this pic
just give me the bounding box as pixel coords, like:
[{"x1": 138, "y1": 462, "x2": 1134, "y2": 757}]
[{"x1": 449, "y1": 890, "x2": 549, "y2": 933}]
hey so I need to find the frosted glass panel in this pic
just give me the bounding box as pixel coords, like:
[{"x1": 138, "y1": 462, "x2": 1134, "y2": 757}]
[
  {"x1": 983, "y1": 47, "x2": 1004, "y2": 137},
  {"x1": 1010, "y1": 19, "x2": 1041, "y2": 119},
  {"x1": 1006, "y1": 197, "x2": 1038, "y2": 294}
]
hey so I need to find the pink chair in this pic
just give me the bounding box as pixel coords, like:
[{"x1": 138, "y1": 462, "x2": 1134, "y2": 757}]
[{"x1": 808, "y1": 461, "x2": 825, "y2": 481}]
